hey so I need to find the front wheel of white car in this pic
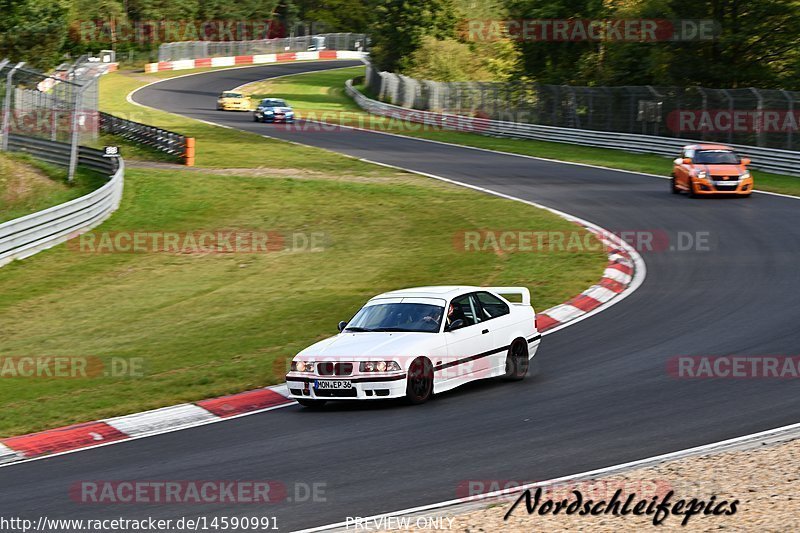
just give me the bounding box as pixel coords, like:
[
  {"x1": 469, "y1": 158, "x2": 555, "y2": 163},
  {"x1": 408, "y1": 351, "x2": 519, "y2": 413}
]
[
  {"x1": 503, "y1": 340, "x2": 529, "y2": 381},
  {"x1": 406, "y1": 357, "x2": 433, "y2": 405}
]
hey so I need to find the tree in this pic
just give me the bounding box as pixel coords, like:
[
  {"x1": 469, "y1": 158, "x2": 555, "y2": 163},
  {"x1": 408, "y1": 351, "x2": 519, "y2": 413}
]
[
  {"x1": 370, "y1": 0, "x2": 460, "y2": 72},
  {"x1": 0, "y1": 0, "x2": 69, "y2": 68},
  {"x1": 404, "y1": 35, "x2": 521, "y2": 82},
  {"x1": 299, "y1": 0, "x2": 378, "y2": 33}
]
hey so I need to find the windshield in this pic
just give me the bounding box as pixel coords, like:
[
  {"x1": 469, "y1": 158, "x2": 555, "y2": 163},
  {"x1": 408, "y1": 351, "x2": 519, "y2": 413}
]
[
  {"x1": 221, "y1": 92, "x2": 243, "y2": 98},
  {"x1": 345, "y1": 302, "x2": 444, "y2": 333},
  {"x1": 694, "y1": 150, "x2": 739, "y2": 165},
  {"x1": 261, "y1": 99, "x2": 287, "y2": 107}
]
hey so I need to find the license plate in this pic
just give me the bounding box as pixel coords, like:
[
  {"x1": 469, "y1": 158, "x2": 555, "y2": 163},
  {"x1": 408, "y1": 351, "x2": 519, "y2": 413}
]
[{"x1": 315, "y1": 380, "x2": 352, "y2": 390}]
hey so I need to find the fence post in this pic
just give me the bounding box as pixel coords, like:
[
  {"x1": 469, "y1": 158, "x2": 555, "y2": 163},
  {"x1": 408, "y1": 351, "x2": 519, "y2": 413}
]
[
  {"x1": 68, "y1": 79, "x2": 93, "y2": 182},
  {"x1": 749, "y1": 87, "x2": 764, "y2": 147},
  {"x1": 184, "y1": 137, "x2": 195, "y2": 166},
  {"x1": 697, "y1": 87, "x2": 708, "y2": 142},
  {"x1": 0, "y1": 59, "x2": 9, "y2": 143},
  {"x1": 1, "y1": 62, "x2": 24, "y2": 152},
  {"x1": 721, "y1": 89, "x2": 733, "y2": 145},
  {"x1": 781, "y1": 89, "x2": 793, "y2": 150}
]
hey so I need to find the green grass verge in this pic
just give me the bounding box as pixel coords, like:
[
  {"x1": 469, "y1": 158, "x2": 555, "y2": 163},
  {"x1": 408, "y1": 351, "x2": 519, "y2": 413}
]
[
  {"x1": 99, "y1": 68, "x2": 391, "y2": 173},
  {"x1": 0, "y1": 65, "x2": 607, "y2": 436},
  {"x1": 0, "y1": 152, "x2": 104, "y2": 223},
  {"x1": 243, "y1": 66, "x2": 800, "y2": 197},
  {"x1": 0, "y1": 168, "x2": 605, "y2": 436}
]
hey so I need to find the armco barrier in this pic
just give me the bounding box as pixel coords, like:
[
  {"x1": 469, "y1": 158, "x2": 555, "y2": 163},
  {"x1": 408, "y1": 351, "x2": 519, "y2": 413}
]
[
  {"x1": 0, "y1": 135, "x2": 124, "y2": 267},
  {"x1": 345, "y1": 80, "x2": 800, "y2": 178},
  {"x1": 145, "y1": 50, "x2": 366, "y2": 73},
  {"x1": 99, "y1": 112, "x2": 193, "y2": 165}
]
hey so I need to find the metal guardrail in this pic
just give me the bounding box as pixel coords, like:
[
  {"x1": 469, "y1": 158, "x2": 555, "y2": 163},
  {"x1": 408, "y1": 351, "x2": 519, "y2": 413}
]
[
  {"x1": 365, "y1": 66, "x2": 800, "y2": 152},
  {"x1": 158, "y1": 33, "x2": 368, "y2": 62},
  {"x1": 346, "y1": 80, "x2": 800, "y2": 177},
  {"x1": 0, "y1": 136, "x2": 124, "y2": 267},
  {"x1": 99, "y1": 112, "x2": 194, "y2": 165}
]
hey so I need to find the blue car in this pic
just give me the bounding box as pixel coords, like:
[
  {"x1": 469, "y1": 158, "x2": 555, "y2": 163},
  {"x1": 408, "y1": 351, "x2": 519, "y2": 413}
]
[{"x1": 253, "y1": 98, "x2": 295, "y2": 123}]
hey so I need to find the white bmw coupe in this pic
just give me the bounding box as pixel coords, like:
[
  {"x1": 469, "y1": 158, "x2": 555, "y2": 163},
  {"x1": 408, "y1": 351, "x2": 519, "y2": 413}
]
[{"x1": 285, "y1": 286, "x2": 540, "y2": 407}]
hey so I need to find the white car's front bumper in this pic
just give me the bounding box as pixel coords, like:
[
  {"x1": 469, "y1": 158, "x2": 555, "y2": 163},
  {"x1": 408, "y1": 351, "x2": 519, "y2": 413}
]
[{"x1": 285, "y1": 372, "x2": 407, "y2": 401}]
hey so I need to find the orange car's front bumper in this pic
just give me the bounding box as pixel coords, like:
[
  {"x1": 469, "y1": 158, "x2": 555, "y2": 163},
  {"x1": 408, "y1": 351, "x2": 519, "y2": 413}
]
[{"x1": 691, "y1": 176, "x2": 753, "y2": 195}]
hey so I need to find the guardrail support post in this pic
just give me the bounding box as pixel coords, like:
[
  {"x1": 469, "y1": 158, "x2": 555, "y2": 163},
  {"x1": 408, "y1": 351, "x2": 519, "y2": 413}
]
[
  {"x1": 184, "y1": 137, "x2": 195, "y2": 166},
  {"x1": 1, "y1": 62, "x2": 24, "y2": 152}
]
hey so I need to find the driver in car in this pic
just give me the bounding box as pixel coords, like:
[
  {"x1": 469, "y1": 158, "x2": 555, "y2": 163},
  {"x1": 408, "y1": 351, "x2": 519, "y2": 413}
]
[{"x1": 419, "y1": 307, "x2": 441, "y2": 329}]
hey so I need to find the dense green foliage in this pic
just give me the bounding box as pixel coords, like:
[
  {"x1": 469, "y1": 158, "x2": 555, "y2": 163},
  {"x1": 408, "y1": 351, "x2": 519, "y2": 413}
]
[
  {"x1": 370, "y1": 0, "x2": 800, "y2": 88},
  {"x1": 507, "y1": 0, "x2": 800, "y2": 88},
  {"x1": 1, "y1": 0, "x2": 798, "y2": 88},
  {"x1": 0, "y1": 0, "x2": 69, "y2": 68}
]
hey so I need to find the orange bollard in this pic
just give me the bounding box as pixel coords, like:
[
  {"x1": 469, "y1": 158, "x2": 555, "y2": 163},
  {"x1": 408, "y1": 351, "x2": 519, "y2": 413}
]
[{"x1": 184, "y1": 137, "x2": 195, "y2": 166}]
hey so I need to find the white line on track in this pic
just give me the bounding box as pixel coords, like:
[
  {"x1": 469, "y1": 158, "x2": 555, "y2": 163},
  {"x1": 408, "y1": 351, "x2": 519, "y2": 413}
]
[
  {"x1": 0, "y1": 61, "x2": 642, "y2": 470},
  {"x1": 295, "y1": 421, "x2": 800, "y2": 532},
  {"x1": 126, "y1": 63, "x2": 800, "y2": 533},
  {"x1": 6, "y1": 65, "x2": 790, "y2": 532}
]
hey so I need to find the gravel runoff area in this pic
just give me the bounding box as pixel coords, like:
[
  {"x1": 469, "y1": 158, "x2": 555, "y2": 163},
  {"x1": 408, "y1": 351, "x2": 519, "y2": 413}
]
[{"x1": 368, "y1": 434, "x2": 800, "y2": 532}]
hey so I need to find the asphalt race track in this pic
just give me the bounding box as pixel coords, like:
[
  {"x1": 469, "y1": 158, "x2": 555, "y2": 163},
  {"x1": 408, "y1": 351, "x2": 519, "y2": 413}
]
[{"x1": 3, "y1": 60, "x2": 799, "y2": 531}]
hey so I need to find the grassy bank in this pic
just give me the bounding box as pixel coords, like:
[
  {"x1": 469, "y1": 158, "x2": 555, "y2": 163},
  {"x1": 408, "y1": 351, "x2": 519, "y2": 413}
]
[
  {"x1": 242, "y1": 66, "x2": 800, "y2": 197},
  {"x1": 0, "y1": 153, "x2": 103, "y2": 224},
  {"x1": 0, "y1": 68, "x2": 607, "y2": 436}
]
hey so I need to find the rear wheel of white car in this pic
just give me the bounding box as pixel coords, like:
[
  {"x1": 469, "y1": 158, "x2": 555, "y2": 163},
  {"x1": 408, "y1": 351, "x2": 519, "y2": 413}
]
[
  {"x1": 503, "y1": 340, "x2": 529, "y2": 381},
  {"x1": 297, "y1": 399, "x2": 327, "y2": 409},
  {"x1": 406, "y1": 357, "x2": 433, "y2": 405}
]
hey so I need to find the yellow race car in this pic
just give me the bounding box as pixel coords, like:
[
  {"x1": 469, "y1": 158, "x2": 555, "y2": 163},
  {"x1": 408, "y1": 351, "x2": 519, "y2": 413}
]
[{"x1": 216, "y1": 91, "x2": 251, "y2": 111}]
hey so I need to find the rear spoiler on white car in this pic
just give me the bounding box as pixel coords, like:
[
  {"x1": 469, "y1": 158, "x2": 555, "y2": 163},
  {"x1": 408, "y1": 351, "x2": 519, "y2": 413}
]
[{"x1": 488, "y1": 287, "x2": 531, "y2": 306}]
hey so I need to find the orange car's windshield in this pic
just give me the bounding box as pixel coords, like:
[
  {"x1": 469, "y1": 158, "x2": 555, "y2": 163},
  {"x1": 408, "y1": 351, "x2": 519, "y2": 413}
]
[{"x1": 694, "y1": 150, "x2": 739, "y2": 165}]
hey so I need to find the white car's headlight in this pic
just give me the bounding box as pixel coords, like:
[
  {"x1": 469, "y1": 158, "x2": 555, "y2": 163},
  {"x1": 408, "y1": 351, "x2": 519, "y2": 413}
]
[
  {"x1": 291, "y1": 360, "x2": 315, "y2": 372},
  {"x1": 360, "y1": 361, "x2": 401, "y2": 372}
]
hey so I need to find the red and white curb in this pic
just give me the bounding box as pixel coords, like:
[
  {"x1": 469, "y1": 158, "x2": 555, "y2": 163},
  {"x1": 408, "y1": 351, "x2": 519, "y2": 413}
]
[
  {"x1": 0, "y1": 225, "x2": 637, "y2": 467},
  {"x1": 145, "y1": 50, "x2": 365, "y2": 73},
  {"x1": 0, "y1": 385, "x2": 293, "y2": 465},
  {"x1": 0, "y1": 63, "x2": 642, "y2": 467},
  {"x1": 536, "y1": 226, "x2": 636, "y2": 332}
]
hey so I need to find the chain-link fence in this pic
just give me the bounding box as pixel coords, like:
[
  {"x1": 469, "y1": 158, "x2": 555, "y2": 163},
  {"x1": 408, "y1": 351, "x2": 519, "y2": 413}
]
[
  {"x1": 158, "y1": 33, "x2": 368, "y2": 62},
  {"x1": 0, "y1": 58, "x2": 106, "y2": 180},
  {"x1": 365, "y1": 65, "x2": 800, "y2": 151}
]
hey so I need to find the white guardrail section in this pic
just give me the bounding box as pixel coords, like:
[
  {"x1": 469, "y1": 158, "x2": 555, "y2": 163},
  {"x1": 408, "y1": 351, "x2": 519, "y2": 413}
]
[
  {"x1": 345, "y1": 80, "x2": 800, "y2": 177},
  {"x1": 0, "y1": 138, "x2": 124, "y2": 267}
]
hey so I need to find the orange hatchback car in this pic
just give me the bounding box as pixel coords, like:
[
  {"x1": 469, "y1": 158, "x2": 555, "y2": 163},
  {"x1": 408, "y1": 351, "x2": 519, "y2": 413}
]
[{"x1": 671, "y1": 144, "x2": 753, "y2": 197}]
